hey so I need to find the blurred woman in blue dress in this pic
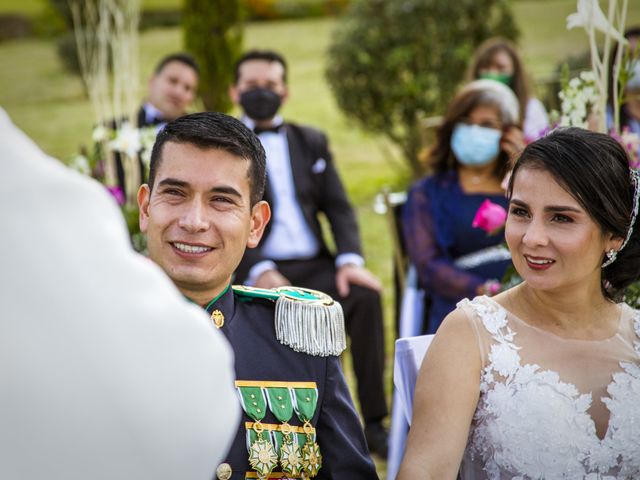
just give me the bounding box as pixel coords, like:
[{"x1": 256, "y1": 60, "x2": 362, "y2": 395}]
[{"x1": 402, "y1": 79, "x2": 524, "y2": 333}]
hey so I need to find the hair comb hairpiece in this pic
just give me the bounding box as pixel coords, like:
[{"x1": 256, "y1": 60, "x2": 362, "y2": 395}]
[{"x1": 603, "y1": 168, "x2": 640, "y2": 268}]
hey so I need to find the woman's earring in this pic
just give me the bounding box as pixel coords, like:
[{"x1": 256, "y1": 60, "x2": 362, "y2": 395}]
[{"x1": 602, "y1": 249, "x2": 618, "y2": 268}]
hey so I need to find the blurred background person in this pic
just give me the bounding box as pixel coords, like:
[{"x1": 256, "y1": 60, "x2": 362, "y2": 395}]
[
  {"x1": 230, "y1": 49, "x2": 389, "y2": 457},
  {"x1": 402, "y1": 79, "x2": 524, "y2": 334},
  {"x1": 138, "y1": 52, "x2": 199, "y2": 130},
  {"x1": 113, "y1": 52, "x2": 200, "y2": 201},
  {"x1": 0, "y1": 107, "x2": 238, "y2": 480},
  {"x1": 468, "y1": 37, "x2": 549, "y2": 142}
]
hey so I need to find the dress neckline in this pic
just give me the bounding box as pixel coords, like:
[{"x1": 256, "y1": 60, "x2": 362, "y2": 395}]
[{"x1": 481, "y1": 295, "x2": 627, "y2": 343}]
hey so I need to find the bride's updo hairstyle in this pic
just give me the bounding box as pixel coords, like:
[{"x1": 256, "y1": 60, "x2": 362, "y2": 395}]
[{"x1": 507, "y1": 127, "x2": 640, "y2": 301}]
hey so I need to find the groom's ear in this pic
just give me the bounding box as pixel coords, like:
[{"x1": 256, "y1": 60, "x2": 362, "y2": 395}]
[{"x1": 138, "y1": 184, "x2": 151, "y2": 233}]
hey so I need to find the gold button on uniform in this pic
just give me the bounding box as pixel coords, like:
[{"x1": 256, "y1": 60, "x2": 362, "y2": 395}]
[{"x1": 216, "y1": 462, "x2": 232, "y2": 480}]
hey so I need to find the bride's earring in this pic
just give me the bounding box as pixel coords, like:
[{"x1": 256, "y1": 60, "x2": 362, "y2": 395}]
[{"x1": 602, "y1": 249, "x2": 618, "y2": 268}]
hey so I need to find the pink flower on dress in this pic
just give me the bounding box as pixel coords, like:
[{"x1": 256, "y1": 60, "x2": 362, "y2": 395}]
[{"x1": 472, "y1": 199, "x2": 507, "y2": 234}]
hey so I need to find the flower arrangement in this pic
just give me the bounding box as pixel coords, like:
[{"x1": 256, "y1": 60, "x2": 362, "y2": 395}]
[
  {"x1": 66, "y1": 0, "x2": 149, "y2": 251},
  {"x1": 557, "y1": 71, "x2": 599, "y2": 128},
  {"x1": 70, "y1": 122, "x2": 157, "y2": 251}
]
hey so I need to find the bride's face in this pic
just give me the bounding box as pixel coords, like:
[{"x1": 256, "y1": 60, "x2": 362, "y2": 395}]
[{"x1": 505, "y1": 167, "x2": 617, "y2": 293}]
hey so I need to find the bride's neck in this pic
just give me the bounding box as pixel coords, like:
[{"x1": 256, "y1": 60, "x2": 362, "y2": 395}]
[{"x1": 513, "y1": 282, "x2": 618, "y2": 335}]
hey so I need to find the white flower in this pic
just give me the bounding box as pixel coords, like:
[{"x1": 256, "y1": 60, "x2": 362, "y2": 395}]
[
  {"x1": 488, "y1": 343, "x2": 520, "y2": 377},
  {"x1": 139, "y1": 127, "x2": 157, "y2": 151},
  {"x1": 109, "y1": 122, "x2": 141, "y2": 158},
  {"x1": 580, "y1": 70, "x2": 596, "y2": 82},
  {"x1": 140, "y1": 147, "x2": 152, "y2": 168},
  {"x1": 566, "y1": 0, "x2": 627, "y2": 44},
  {"x1": 480, "y1": 308, "x2": 507, "y2": 335},
  {"x1": 68, "y1": 154, "x2": 90, "y2": 175},
  {"x1": 92, "y1": 125, "x2": 109, "y2": 142}
]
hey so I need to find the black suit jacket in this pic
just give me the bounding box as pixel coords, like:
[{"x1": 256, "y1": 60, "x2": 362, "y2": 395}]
[{"x1": 235, "y1": 122, "x2": 362, "y2": 282}]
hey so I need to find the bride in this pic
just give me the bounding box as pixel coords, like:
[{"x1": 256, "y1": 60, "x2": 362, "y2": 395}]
[{"x1": 398, "y1": 128, "x2": 640, "y2": 479}]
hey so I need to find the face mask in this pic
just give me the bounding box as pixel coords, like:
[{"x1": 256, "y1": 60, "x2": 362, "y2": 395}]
[
  {"x1": 450, "y1": 123, "x2": 502, "y2": 166},
  {"x1": 239, "y1": 88, "x2": 282, "y2": 121},
  {"x1": 479, "y1": 71, "x2": 513, "y2": 87}
]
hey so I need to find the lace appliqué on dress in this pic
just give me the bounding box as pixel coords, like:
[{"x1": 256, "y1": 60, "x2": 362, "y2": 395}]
[{"x1": 460, "y1": 297, "x2": 640, "y2": 480}]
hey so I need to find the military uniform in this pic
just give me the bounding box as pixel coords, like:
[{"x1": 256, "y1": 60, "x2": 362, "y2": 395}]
[{"x1": 206, "y1": 285, "x2": 378, "y2": 480}]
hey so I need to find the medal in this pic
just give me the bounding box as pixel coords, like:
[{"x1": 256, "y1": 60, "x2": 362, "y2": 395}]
[
  {"x1": 248, "y1": 423, "x2": 278, "y2": 477},
  {"x1": 300, "y1": 421, "x2": 322, "y2": 477},
  {"x1": 279, "y1": 423, "x2": 302, "y2": 476}
]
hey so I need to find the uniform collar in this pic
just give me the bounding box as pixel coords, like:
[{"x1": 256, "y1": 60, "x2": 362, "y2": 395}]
[{"x1": 202, "y1": 284, "x2": 236, "y2": 329}]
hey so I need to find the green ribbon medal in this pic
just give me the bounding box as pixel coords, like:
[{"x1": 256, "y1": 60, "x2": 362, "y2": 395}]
[
  {"x1": 238, "y1": 386, "x2": 278, "y2": 478},
  {"x1": 292, "y1": 387, "x2": 322, "y2": 477},
  {"x1": 265, "y1": 387, "x2": 302, "y2": 476}
]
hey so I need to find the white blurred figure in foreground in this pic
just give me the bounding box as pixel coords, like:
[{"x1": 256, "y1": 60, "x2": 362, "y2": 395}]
[{"x1": 0, "y1": 108, "x2": 239, "y2": 480}]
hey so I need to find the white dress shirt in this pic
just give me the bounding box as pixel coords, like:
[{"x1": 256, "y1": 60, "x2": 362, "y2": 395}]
[
  {"x1": 142, "y1": 102, "x2": 167, "y2": 132},
  {"x1": 243, "y1": 117, "x2": 364, "y2": 284}
]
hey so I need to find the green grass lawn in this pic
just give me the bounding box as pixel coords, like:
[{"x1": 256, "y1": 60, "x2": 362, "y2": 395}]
[{"x1": 3, "y1": 1, "x2": 640, "y2": 477}]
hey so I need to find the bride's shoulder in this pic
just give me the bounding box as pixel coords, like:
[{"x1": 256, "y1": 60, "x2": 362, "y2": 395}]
[{"x1": 456, "y1": 295, "x2": 510, "y2": 328}]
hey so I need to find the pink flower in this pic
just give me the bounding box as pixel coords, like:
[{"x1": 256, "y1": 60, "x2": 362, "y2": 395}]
[
  {"x1": 106, "y1": 185, "x2": 125, "y2": 206},
  {"x1": 472, "y1": 199, "x2": 507, "y2": 234}
]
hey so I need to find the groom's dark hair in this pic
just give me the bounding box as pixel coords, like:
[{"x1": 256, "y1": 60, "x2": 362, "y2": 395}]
[{"x1": 148, "y1": 112, "x2": 266, "y2": 207}]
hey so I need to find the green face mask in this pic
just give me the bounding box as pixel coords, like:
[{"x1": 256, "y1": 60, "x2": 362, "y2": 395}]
[{"x1": 479, "y1": 72, "x2": 513, "y2": 86}]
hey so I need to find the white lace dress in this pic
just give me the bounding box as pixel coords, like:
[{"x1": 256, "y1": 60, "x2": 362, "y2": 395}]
[{"x1": 458, "y1": 296, "x2": 640, "y2": 480}]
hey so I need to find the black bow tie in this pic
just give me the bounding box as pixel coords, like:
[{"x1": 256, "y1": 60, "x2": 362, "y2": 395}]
[{"x1": 254, "y1": 124, "x2": 283, "y2": 135}]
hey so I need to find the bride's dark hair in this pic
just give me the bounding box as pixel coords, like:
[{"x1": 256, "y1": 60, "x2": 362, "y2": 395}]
[{"x1": 507, "y1": 127, "x2": 640, "y2": 301}]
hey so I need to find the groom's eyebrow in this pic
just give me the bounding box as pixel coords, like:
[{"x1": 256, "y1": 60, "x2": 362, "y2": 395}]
[{"x1": 157, "y1": 178, "x2": 189, "y2": 188}]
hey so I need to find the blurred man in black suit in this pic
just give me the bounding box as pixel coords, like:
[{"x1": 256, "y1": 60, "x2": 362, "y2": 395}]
[{"x1": 230, "y1": 50, "x2": 389, "y2": 457}]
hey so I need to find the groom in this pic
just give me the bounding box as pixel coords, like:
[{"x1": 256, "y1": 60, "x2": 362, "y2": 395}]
[{"x1": 137, "y1": 111, "x2": 378, "y2": 479}]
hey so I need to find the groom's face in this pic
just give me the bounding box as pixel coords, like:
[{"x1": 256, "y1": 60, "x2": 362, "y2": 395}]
[{"x1": 138, "y1": 141, "x2": 267, "y2": 296}]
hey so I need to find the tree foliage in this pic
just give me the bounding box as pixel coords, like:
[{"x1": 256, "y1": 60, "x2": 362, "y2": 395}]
[
  {"x1": 326, "y1": 0, "x2": 519, "y2": 177},
  {"x1": 183, "y1": 0, "x2": 244, "y2": 113}
]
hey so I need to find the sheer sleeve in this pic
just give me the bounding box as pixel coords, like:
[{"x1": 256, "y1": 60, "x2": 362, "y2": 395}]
[
  {"x1": 456, "y1": 298, "x2": 490, "y2": 367},
  {"x1": 401, "y1": 178, "x2": 484, "y2": 300}
]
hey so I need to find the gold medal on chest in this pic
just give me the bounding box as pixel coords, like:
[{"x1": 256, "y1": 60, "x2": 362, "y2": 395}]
[
  {"x1": 279, "y1": 423, "x2": 302, "y2": 475},
  {"x1": 301, "y1": 441, "x2": 322, "y2": 477},
  {"x1": 248, "y1": 438, "x2": 278, "y2": 477}
]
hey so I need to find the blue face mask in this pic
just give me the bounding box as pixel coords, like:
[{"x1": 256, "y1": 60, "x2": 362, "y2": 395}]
[{"x1": 450, "y1": 123, "x2": 502, "y2": 166}]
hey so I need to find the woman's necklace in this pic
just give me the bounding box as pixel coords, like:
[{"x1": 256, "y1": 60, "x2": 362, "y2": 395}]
[{"x1": 470, "y1": 174, "x2": 485, "y2": 185}]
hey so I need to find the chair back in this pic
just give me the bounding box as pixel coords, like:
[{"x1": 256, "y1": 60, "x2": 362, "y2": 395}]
[{"x1": 393, "y1": 334, "x2": 435, "y2": 425}]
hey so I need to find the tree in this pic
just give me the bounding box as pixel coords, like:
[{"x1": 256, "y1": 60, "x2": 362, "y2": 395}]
[
  {"x1": 326, "y1": 0, "x2": 519, "y2": 177},
  {"x1": 183, "y1": 0, "x2": 244, "y2": 113}
]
